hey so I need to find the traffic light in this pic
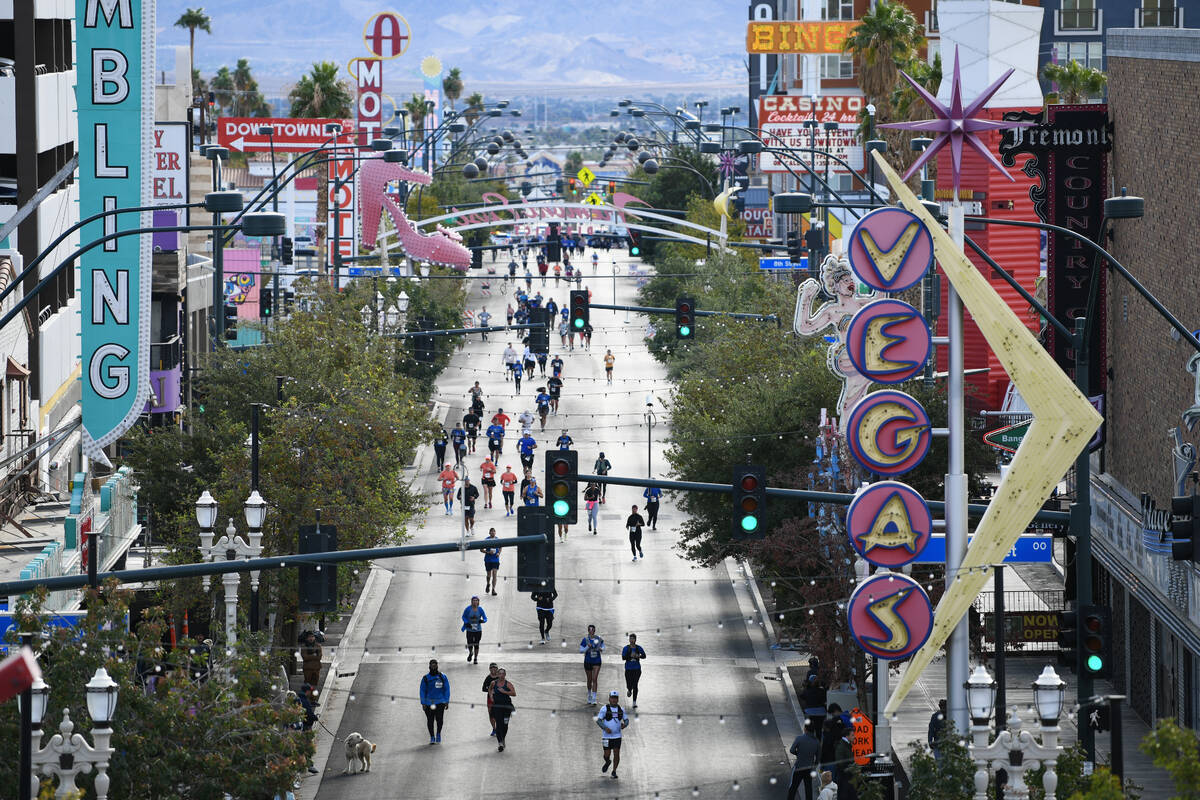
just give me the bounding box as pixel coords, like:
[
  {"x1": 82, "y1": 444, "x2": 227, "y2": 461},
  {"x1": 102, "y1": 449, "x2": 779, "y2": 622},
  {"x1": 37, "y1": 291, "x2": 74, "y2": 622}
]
[
  {"x1": 569, "y1": 290, "x2": 589, "y2": 332},
  {"x1": 675, "y1": 295, "x2": 695, "y2": 340},
  {"x1": 516, "y1": 506, "x2": 555, "y2": 592},
  {"x1": 547, "y1": 221, "x2": 561, "y2": 262},
  {"x1": 545, "y1": 450, "x2": 578, "y2": 524},
  {"x1": 280, "y1": 236, "x2": 294, "y2": 265},
  {"x1": 1057, "y1": 604, "x2": 1077, "y2": 673},
  {"x1": 1170, "y1": 494, "x2": 1200, "y2": 562},
  {"x1": 786, "y1": 230, "x2": 804, "y2": 264},
  {"x1": 628, "y1": 231, "x2": 641, "y2": 257},
  {"x1": 1078, "y1": 603, "x2": 1113, "y2": 679},
  {"x1": 259, "y1": 289, "x2": 273, "y2": 318},
  {"x1": 283, "y1": 290, "x2": 296, "y2": 316},
  {"x1": 555, "y1": 178, "x2": 564, "y2": 195},
  {"x1": 528, "y1": 307, "x2": 550, "y2": 354},
  {"x1": 568, "y1": 178, "x2": 578, "y2": 196},
  {"x1": 298, "y1": 524, "x2": 338, "y2": 612},
  {"x1": 731, "y1": 464, "x2": 767, "y2": 539},
  {"x1": 222, "y1": 302, "x2": 238, "y2": 340},
  {"x1": 607, "y1": 180, "x2": 616, "y2": 194}
]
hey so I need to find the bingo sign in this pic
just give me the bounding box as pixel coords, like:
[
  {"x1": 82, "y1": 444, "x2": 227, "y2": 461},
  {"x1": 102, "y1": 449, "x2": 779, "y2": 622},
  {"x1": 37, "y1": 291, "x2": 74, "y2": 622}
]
[
  {"x1": 847, "y1": 573, "x2": 934, "y2": 660},
  {"x1": 844, "y1": 206, "x2": 938, "y2": 660}
]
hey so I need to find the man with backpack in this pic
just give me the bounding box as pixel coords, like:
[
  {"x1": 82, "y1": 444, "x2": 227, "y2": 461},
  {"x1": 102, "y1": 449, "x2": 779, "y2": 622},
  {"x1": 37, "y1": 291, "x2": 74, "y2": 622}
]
[
  {"x1": 595, "y1": 690, "x2": 630, "y2": 779},
  {"x1": 594, "y1": 452, "x2": 612, "y2": 503}
]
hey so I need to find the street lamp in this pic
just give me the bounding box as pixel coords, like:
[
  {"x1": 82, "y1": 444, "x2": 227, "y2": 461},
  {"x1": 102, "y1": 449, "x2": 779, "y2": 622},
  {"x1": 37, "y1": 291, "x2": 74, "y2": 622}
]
[
  {"x1": 196, "y1": 491, "x2": 266, "y2": 644},
  {"x1": 26, "y1": 668, "x2": 119, "y2": 799},
  {"x1": 965, "y1": 664, "x2": 1064, "y2": 799}
]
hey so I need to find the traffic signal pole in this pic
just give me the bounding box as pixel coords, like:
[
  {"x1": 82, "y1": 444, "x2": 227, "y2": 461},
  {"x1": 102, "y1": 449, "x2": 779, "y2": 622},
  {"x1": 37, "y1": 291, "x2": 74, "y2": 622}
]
[{"x1": 588, "y1": 303, "x2": 779, "y2": 324}]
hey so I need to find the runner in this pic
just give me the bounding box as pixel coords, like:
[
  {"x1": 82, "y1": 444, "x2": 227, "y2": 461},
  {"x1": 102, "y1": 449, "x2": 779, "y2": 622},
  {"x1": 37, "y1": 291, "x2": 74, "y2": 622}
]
[
  {"x1": 594, "y1": 452, "x2": 612, "y2": 503},
  {"x1": 522, "y1": 344, "x2": 536, "y2": 378},
  {"x1": 553, "y1": 262, "x2": 562, "y2": 285},
  {"x1": 643, "y1": 485, "x2": 662, "y2": 530},
  {"x1": 580, "y1": 624, "x2": 605, "y2": 704},
  {"x1": 482, "y1": 528, "x2": 500, "y2": 595},
  {"x1": 463, "y1": 408, "x2": 481, "y2": 454},
  {"x1": 521, "y1": 475, "x2": 543, "y2": 507},
  {"x1": 603, "y1": 348, "x2": 615, "y2": 385},
  {"x1": 433, "y1": 428, "x2": 449, "y2": 473},
  {"x1": 518, "y1": 431, "x2": 538, "y2": 473},
  {"x1": 506, "y1": 303, "x2": 515, "y2": 326},
  {"x1": 486, "y1": 421, "x2": 505, "y2": 462},
  {"x1": 461, "y1": 595, "x2": 487, "y2": 663},
  {"x1": 592, "y1": 250, "x2": 599, "y2": 273},
  {"x1": 532, "y1": 587, "x2": 558, "y2": 643},
  {"x1": 550, "y1": 354, "x2": 565, "y2": 378},
  {"x1": 558, "y1": 317, "x2": 570, "y2": 348},
  {"x1": 482, "y1": 663, "x2": 500, "y2": 736},
  {"x1": 488, "y1": 668, "x2": 516, "y2": 751},
  {"x1": 524, "y1": 267, "x2": 534, "y2": 291},
  {"x1": 491, "y1": 407, "x2": 511, "y2": 430},
  {"x1": 480, "y1": 456, "x2": 497, "y2": 508},
  {"x1": 468, "y1": 381, "x2": 485, "y2": 407},
  {"x1": 438, "y1": 463, "x2": 458, "y2": 515},
  {"x1": 582, "y1": 321, "x2": 593, "y2": 350},
  {"x1": 621, "y1": 634, "x2": 647, "y2": 708},
  {"x1": 500, "y1": 465, "x2": 519, "y2": 516},
  {"x1": 511, "y1": 359, "x2": 524, "y2": 394},
  {"x1": 536, "y1": 349, "x2": 548, "y2": 377},
  {"x1": 626, "y1": 505, "x2": 646, "y2": 562},
  {"x1": 535, "y1": 389, "x2": 552, "y2": 431},
  {"x1": 517, "y1": 409, "x2": 536, "y2": 437},
  {"x1": 478, "y1": 306, "x2": 492, "y2": 341},
  {"x1": 502, "y1": 342, "x2": 518, "y2": 381},
  {"x1": 595, "y1": 691, "x2": 629, "y2": 778},
  {"x1": 458, "y1": 477, "x2": 479, "y2": 535},
  {"x1": 450, "y1": 423, "x2": 468, "y2": 466},
  {"x1": 547, "y1": 374, "x2": 563, "y2": 415},
  {"x1": 584, "y1": 482, "x2": 602, "y2": 534},
  {"x1": 419, "y1": 659, "x2": 450, "y2": 744},
  {"x1": 555, "y1": 429, "x2": 574, "y2": 450}
]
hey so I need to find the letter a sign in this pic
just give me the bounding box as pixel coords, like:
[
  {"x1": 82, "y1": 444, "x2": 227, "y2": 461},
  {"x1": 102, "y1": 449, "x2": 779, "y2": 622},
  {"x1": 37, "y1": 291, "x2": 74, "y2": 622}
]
[{"x1": 77, "y1": 0, "x2": 155, "y2": 465}]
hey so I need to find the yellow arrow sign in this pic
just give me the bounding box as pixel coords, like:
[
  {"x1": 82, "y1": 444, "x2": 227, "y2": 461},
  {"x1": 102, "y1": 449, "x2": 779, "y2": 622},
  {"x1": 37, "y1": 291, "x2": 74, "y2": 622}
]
[
  {"x1": 577, "y1": 167, "x2": 595, "y2": 187},
  {"x1": 872, "y1": 150, "x2": 1102, "y2": 715},
  {"x1": 584, "y1": 193, "x2": 604, "y2": 206}
]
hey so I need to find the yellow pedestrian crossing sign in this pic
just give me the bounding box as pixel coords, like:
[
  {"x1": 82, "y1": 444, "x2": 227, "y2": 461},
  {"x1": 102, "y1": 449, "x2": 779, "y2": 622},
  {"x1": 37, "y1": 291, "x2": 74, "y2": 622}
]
[
  {"x1": 584, "y1": 192, "x2": 604, "y2": 206},
  {"x1": 577, "y1": 167, "x2": 595, "y2": 187}
]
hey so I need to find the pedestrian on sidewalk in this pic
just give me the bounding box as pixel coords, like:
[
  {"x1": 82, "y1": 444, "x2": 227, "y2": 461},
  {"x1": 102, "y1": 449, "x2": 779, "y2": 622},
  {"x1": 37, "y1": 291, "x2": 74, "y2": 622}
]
[
  {"x1": 480, "y1": 457, "x2": 497, "y2": 508},
  {"x1": 488, "y1": 668, "x2": 516, "y2": 751},
  {"x1": 801, "y1": 672, "x2": 829, "y2": 733},
  {"x1": 478, "y1": 307, "x2": 492, "y2": 341},
  {"x1": 458, "y1": 477, "x2": 479, "y2": 534},
  {"x1": 787, "y1": 721, "x2": 821, "y2": 800},
  {"x1": 833, "y1": 727, "x2": 857, "y2": 800},
  {"x1": 620, "y1": 634, "x2": 646, "y2": 708},
  {"x1": 928, "y1": 699, "x2": 948, "y2": 762},
  {"x1": 642, "y1": 486, "x2": 661, "y2": 529},
  {"x1": 580, "y1": 624, "x2": 605, "y2": 704},
  {"x1": 438, "y1": 464, "x2": 458, "y2": 515},
  {"x1": 584, "y1": 482, "x2": 601, "y2": 533},
  {"x1": 603, "y1": 349, "x2": 615, "y2": 384},
  {"x1": 500, "y1": 465, "x2": 518, "y2": 515},
  {"x1": 299, "y1": 630, "x2": 323, "y2": 689},
  {"x1": 593, "y1": 453, "x2": 611, "y2": 502},
  {"x1": 461, "y1": 596, "x2": 488, "y2": 664},
  {"x1": 532, "y1": 587, "x2": 558, "y2": 642},
  {"x1": 595, "y1": 691, "x2": 629, "y2": 779},
  {"x1": 483, "y1": 528, "x2": 500, "y2": 595},
  {"x1": 816, "y1": 771, "x2": 837, "y2": 800},
  {"x1": 482, "y1": 663, "x2": 500, "y2": 736},
  {"x1": 433, "y1": 427, "x2": 449, "y2": 472},
  {"x1": 819, "y1": 704, "x2": 844, "y2": 773},
  {"x1": 419, "y1": 659, "x2": 450, "y2": 744},
  {"x1": 626, "y1": 505, "x2": 646, "y2": 562}
]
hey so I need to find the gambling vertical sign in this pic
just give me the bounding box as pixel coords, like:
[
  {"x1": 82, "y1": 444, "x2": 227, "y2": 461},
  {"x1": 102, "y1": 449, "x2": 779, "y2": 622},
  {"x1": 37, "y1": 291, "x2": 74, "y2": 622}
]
[{"x1": 76, "y1": 0, "x2": 155, "y2": 465}]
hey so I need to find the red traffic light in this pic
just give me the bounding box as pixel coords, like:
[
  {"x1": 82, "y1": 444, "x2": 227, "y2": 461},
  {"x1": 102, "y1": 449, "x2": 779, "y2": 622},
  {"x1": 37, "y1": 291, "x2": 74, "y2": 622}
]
[
  {"x1": 741, "y1": 474, "x2": 760, "y2": 492},
  {"x1": 551, "y1": 458, "x2": 571, "y2": 477},
  {"x1": 679, "y1": 302, "x2": 692, "y2": 314}
]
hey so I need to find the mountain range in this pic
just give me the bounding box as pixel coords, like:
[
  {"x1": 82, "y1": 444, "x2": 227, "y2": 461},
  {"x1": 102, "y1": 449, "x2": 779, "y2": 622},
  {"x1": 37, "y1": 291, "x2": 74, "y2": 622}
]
[{"x1": 155, "y1": 1, "x2": 748, "y2": 96}]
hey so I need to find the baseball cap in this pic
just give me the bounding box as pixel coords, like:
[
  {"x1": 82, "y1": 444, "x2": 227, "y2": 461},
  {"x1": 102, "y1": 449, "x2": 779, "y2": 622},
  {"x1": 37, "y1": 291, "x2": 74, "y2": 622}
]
[
  {"x1": 609, "y1": 690, "x2": 620, "y2": 697},
  {"x1": 471, "y1": 595, "x2": 480, "y2": 600}
]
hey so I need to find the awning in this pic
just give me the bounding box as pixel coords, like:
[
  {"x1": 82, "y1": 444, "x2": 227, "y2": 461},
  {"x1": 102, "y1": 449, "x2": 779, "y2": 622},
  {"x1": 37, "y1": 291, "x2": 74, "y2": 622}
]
[{"x1": 6, "y1": 357, "x2": 29, "y2": 378}]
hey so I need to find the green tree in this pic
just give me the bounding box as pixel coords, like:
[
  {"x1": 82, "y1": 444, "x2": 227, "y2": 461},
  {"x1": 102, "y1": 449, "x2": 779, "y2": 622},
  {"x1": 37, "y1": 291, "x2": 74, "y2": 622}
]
[
  {"x1": 442, "y1": 66, "x2": 464, "y2": 111},
  {"x1": 231, "y1": 58, "x2": 269, "y2": 117},
  {"x1": 209, "y1": 65, "x2": 234, "y2": 115},
  {"x1": 563, "y1": 150, "x2": 584, "y2": 177},
  {"x1": 192, "y1": 68, "x2": 207, "y2": 97},
  {"x1": 464, "y1": 91, "x2": 485, "y2": 124},
  {"x1": 1041, "y1": 59, "x2": 1107, "y2": 104},
  {"x1": 403, "y1": 93, "x2": 429, "y2": 142},
  {"x1": 905, "y1": 727, "x2": 976, "y2": 799},
  {"x1": 1140, "y1": 718, "x2": 1200, "y2": 799},
  {"x1": 173, "y1": 7, "x2": 211, "y2": 81},
  {"x1": 289, "y1": 61, "x2": 353, "y2": 265}
]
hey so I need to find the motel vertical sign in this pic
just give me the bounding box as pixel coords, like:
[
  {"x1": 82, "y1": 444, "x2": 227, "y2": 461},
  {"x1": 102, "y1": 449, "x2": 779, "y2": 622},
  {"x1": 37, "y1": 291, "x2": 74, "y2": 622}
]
[{"x1": 76, "y1": 0, "x2": 154, "y2": 465}]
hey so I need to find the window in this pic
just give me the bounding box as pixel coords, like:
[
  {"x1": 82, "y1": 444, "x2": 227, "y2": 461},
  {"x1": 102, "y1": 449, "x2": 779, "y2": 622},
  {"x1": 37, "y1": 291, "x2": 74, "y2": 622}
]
[
  {"x1": 1140, "y1": 0, "x2": 1177, "y2": 27},
  {"x1": 822, "y1": 0, "x2": 853, "y2": 21},
  {"x1": 1060, "y1": 0, "x2": 1099, "y2": 29},
  {"x1": 1052, "y1": 41, "x2": 1104, "y2": 72},
  {"x1": 818, "y1": 54, "x2": 854, "y2": 80}
]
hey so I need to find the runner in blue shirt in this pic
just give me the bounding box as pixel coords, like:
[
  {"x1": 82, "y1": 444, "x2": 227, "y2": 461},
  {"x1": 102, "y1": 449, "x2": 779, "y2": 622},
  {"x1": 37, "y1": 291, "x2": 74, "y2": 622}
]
[
  {"x1": 535, "y1": 390, "x2": 552, "y2": 431},
  {"x1": 536, "y1": 349, "x2": 548, "y2": 377},
  {"x1": 486, "y1": 422, "x2": 505, "y2": 460},
  {"x1": 482, "y1": 528, "x2": 501, "y2": 596},
  {"x1": 643, "y1": 486, "x2": 662, "y2": 530},
  {"x1": 522, "y1": 476, "x2": 543, "y2": 507},
  {"x1": 511, "y1": 359, "x2": 523, "y2": 394},
  {"x1": 450, "y1": 425, "x2": 467, "y2": 466},
  {"x1": 477, "y1": 307, "x2": 492, "y2": 342},
  {"x1": 461, "y1": 596, "x2": 487, "y2": 664},
  {"x1": 580, "y1": 624, "x2": 605, "y2": 705},
  {"x1": 556, "y1": 429, "x2": 574, "y2": 450},
  {"x1": 550, "y1": 355, "x2": 565, "y2": 378},
  {"x1": 419, "y1": 659, "x2": 451, "y2": 744},
  {"x1": 621, "y1": 634, "x2": 647, "y2": 708},
  {"x1": 518, "y1": 432, "x2": 537, "y2": 471}
]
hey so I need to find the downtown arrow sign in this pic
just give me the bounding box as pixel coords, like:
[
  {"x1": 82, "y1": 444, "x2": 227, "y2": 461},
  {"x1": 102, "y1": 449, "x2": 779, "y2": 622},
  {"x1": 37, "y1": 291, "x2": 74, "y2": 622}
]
[{"x1": 217, "y1": 117, "x2": 356, "y2": 153}]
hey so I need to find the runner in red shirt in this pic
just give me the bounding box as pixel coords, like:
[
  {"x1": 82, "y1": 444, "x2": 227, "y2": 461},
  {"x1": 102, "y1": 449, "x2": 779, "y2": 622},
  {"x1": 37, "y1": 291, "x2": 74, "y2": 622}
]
[
  {"x1": 491, "y1": 408, "x2": 511, "y2": 429},
  {"x1": 499, "y1": 466, "x2": 519, "y2": 516},
  {"x1": 438, "y1": 465, "x2": 458, "y2": 515},
  {"x1": 480, "y1": 458, "x2": 498, "y2": 509}
]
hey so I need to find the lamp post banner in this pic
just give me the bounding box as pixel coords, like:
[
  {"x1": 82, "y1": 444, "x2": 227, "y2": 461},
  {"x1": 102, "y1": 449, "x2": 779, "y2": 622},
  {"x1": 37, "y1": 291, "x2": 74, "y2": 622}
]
[{"x1": 76, "y1": 0, "x2": 155, "y2": 465}]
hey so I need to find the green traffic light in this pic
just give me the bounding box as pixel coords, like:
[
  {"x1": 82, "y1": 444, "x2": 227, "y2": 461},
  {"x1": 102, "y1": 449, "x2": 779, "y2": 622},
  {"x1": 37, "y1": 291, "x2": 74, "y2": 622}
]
[
  {"x1": 631, "y1": 247, "x2": 640, "y2": 256},
  {"x1": 573, "y1": 317, "x2": 584, "y2": 329},
  {"x1": 679, "y1": 325, "x2": 691, "y2": 337},
  {"x1": 1086, "y1": 654, "x2": 1103, "y2": 672},
  {"x1": 553, "y1": 499, "x2": 570, "y2": 517},
  {"x1": 740, "y1": 515, "x2": 758, "y2": 532}
]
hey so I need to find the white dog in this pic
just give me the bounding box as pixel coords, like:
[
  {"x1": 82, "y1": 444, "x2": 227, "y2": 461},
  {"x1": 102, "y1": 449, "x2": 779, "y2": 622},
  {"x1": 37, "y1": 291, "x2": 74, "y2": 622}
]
[{"x1": 343, "y1": 731, "x2": 376, "y2": 774}]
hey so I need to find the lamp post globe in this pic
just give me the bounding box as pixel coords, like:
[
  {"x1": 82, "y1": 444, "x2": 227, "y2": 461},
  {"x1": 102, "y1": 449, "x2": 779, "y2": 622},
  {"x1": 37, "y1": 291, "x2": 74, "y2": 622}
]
[
  {"x1": 1032, "y1": 665, "x2": 1066, "y2": 725},
  {"x1": 965, "y1": 664, "x2": 998, "y2": 724},
  {"x1": 643, "y1": 159, "x2": 659, "y2": 175},
  {"x1": 84, "y1": 667, "x2": 119, "y2": 726},
  {"x1": 195, "y1": 490, "x2": 218, "y2": 531},
  {"x1": 463, "y1": 162, "x2": 480, "y2": 179},
  {"x1": 626, "y1": 138, "x2": 640, "y2": 152},
  {"x1": 243, "y1": 489, "x2": 267, "y2": 530}
]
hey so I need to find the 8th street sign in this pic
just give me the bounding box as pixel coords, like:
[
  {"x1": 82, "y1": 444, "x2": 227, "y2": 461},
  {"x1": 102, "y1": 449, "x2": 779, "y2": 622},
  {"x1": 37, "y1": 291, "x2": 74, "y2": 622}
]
[{"x1": 218, "y1": 117, "x2": 355, "y2": 153}]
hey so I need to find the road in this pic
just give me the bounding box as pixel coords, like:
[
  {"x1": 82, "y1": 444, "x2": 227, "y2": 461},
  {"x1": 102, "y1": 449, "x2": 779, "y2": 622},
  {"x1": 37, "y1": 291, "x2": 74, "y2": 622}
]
[{"x1": 309, "y1": 251, "x2": 797, "y2": 799}]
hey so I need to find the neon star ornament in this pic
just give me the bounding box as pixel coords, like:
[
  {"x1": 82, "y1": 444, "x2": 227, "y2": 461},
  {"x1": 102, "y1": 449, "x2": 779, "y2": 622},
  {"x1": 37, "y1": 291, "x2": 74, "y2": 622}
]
[{"x1": 881, "y1": 47, "x2": 1032, "y2": 195}]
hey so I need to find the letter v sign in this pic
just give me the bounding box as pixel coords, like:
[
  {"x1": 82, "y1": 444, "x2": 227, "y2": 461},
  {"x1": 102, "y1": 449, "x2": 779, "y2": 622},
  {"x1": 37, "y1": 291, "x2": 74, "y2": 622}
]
[{"x1": 848, "y1": 207, "x2": 935, "y2": 293}]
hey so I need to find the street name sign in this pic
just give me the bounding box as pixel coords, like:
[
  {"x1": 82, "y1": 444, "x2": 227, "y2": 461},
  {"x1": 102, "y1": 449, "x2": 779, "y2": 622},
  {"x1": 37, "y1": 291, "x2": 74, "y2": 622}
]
[
  {"x1": 218, "y1": 117, "x2": 356, "y2": 153},
  {"x1": 759, "y1": 256, "x2": 807, "y2": 270},
  {"x1": 913, "y1": 534, "x2": 1053, "y2": 564},
  {"x1": 983, "y1": 419, "x2": 1032, "y2": 453}
]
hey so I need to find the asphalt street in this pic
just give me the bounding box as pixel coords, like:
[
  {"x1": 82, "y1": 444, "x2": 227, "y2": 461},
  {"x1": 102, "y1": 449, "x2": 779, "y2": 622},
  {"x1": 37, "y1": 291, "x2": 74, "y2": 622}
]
[{"x1": 308, "y1": 251, "x2": 797, "y2": 799}]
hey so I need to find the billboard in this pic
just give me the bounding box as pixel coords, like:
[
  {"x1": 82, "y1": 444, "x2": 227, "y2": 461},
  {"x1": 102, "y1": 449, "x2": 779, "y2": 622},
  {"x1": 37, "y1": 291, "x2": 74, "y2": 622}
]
[
  {"x1": 76, "y1": 0, "x2": 155, "y2": 465},
  {"x1": 758, "y1": 96, "x2": 864, "y2": 174},
  {"x1": 746, "y1": 20, "x2": 856, "y2": 54},
  {"x1": 354, "y1": 58, "x2": 383, "y2": 146}
]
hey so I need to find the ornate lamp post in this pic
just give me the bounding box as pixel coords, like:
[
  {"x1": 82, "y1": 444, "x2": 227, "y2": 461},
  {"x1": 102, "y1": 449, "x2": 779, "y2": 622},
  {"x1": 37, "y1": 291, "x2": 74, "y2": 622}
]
[
  {"x1": 196, "y1": 491, "x2": 267, "y2": 644},
  {"x1": 966, "y1": 664, "x2": 1065, "y2": 799},
  {"x1": 27, "y1": 667, "x2": 119, "y2": 799}
]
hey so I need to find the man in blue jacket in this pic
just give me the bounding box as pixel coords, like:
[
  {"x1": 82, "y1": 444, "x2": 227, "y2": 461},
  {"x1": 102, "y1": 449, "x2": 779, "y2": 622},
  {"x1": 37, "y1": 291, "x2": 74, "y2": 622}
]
[{"x1": 419, "y1": 659, "x2": 451, "y2": 744}]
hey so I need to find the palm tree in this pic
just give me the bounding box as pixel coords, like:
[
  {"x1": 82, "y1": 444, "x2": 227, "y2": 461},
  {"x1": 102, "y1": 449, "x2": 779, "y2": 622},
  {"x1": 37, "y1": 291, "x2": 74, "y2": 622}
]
[
  {"x1": 842, "y1": 0, "x2": 924, "y2": 113},
  {"x1": 210, "y1": 66, "x2": 234, "y2": 115},
  {"x1": 174, "y1": 8, "x2": 211, "y2": 81},
  {"x1": 463, "y1": 92, "x2": 485, "y2": 124},
  {"x1": 442, "y1": 67, "x2": 464, "y2": 112},
  {"x1": 1041, "y1": 59, "x2": 1107, "y2": 104},
  {"x1": 288, "y1": 62, "x2": 353, "y2": 269},
  {"x1": 403, "y1": 94, "x2": 428, "y2": 143}
]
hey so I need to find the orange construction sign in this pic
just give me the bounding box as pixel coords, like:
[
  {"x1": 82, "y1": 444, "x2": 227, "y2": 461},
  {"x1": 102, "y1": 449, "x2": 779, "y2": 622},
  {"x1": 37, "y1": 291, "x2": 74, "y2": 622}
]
[
  {"x1": 849, "y1": 708, "x2": 875, "y2": 766},
  {"x1": 745, "y1": 21, "x2": 857, "y2": 54}
]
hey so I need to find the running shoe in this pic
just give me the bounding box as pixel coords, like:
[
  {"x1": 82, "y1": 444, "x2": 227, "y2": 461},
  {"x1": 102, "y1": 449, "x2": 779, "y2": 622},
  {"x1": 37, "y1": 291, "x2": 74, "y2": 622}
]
[
  {"x1": 435, "y1": 734, "x2": 441, "y2": 743},
  {"x1": 602, "y1": 760, "x2": 610, "y2": 773},
  {"x1": 430, "y1": 736, "x2": 436, "y2": 745}
]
